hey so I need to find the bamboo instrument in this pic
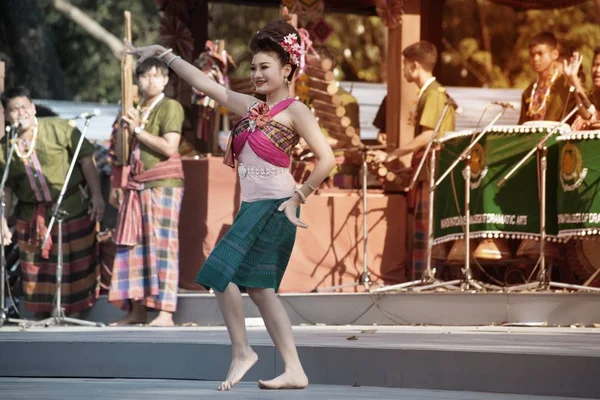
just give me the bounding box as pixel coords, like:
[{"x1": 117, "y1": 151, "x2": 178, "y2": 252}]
[
  {"x1": 305, "y1": 66, "x2": 335, "y2": 82},
  {"x1": 118, "y1": 11, "x2": 134, "y2": 164},
  {"x1": 311, "y1": 100, "x2": 346, "y2": 117},
  {"x1": 307, "y1": 77, "x2": 339, "y2": 95},
  {"x1": 306, "y1": 54, "x2": 333, "y2": 70},
  {"x1": 308, "y1": 88, "x2": 341, "y2": 106}
]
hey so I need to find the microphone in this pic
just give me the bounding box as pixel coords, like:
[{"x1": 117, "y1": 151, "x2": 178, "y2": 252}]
[
  {"x1": 491, "y1": 101, "x2": 517, "y2": 110},
  {"x1": 4, "y1": 119, "x2": 25, "y2": 133},
  {"x1": 445, "y1": 94, "x2": 463, "y2": 115},
  {"x1": 72, "y1": 109, "x2": 101, "y2": 120}
]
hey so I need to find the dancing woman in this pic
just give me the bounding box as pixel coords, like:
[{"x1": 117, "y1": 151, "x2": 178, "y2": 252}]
[{"x1": 125, "y1": 20, "x2": 336, "y2": 391}]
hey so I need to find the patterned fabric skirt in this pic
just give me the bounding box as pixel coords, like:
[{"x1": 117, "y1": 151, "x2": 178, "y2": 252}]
[
  {"x1": 17, "y1": 213, "x2": 99, "y2": 314},
  {"x1": 109, "y1": 187, "x2": 183, "y2": 312},
  {"x1": 196, "y1": 198, "x2": 298, "y2": 292},
  {"x1": 410, "y1": 181, "x2": 429, "y2": 280}
]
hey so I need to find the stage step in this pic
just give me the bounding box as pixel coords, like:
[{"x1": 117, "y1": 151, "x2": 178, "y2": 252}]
[
  {"x1": 14, "y1": 291, "x2": 600, "y2": 327},
  {"x1": 1, "y1": 325, "x2": 599, "y2": 399}
]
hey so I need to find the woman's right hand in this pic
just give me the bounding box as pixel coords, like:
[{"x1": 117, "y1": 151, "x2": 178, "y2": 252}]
[
  {"x1": 124, "y1": 40, "x2": 166, "y2": 65},
  {"x1": 1, "y1": 218, "x2": 12, "y2": 245}
]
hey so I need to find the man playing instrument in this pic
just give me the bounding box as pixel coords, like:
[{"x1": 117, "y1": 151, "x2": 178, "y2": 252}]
[
  {"x1": 0, "y1": 86, "x2": 104, "y2": 319},
  {"x1": 376, "y1": 41, "x2": 456, "y2": 280},
  {"x1": 108, "y1": 57, "x2": 184, "y2": 327},
  {"x1": 519, "y1": 32, "x2": 575, "y2": 124},
  {"x1": 563, "y1": 48, "x2": 600, "y2": 130}
]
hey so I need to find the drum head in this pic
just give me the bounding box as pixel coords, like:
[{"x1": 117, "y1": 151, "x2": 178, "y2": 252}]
[{"x1": 567, "y1": 239, "x2": 600, "y2": 281}]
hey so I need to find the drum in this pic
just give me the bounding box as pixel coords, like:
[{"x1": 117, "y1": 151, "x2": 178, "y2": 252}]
[
  {"x1": 433, "y1": 123, "x2": 570, "y2": 260},
  {"x1": 556, "y1": 131, "x2": 600, "y2": 281}
]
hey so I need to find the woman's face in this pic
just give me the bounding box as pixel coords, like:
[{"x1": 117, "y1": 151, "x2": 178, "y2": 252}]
[{"x1": 250, "y1": 52, "x2": 290, "y2": 94}]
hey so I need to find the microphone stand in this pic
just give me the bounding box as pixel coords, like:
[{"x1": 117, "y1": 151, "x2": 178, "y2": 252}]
[
  {"x1": 499, "y1": 106, "x2": 600, "y2": 293},
  {"x1": 25, "y1": 115, "x2": 104, "y2": 328},
  {"x1": 316, "y1": 143, "x2": 387, "y2": 292},
  {"x1": 0, "y1": 126, "x2": 28, "y2": 327},
  {"x1": 374, "y1": 103, "x2": 460, "y2": 293},
  {"x1": 423, "y1": 105, "x2": 509, "y2": 292}
]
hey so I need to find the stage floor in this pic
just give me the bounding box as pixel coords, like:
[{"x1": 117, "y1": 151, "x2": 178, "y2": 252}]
[
  {"x1": 0, "y1": 378, "x2": 591, "y2": 400},
  {"x1": 1, "y1": 325, "x2": 599, "y2": 398}
]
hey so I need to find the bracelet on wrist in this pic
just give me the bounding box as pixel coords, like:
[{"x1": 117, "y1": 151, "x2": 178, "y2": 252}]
[
  {"x1": 294, "y1": 188, "x2": 306, "y2": 204},
  {"x1": 157, "y1": 48, "x2": 173, "y2": 59},
  {"x1": 167, "y1": 56, "x2": 182, "y2": 68}
]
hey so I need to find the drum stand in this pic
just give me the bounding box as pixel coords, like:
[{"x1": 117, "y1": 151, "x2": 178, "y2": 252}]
[
  {"x1": 418, "y1": 106, "x2": 508, "y2": 292},
  {"x1": 0, "y1": 125, "x2": 28, "y2": 327},
  {"x1": 317, "y1": 144, "x2": 386, "y2": 292},
  {"x1": 500, "y1": 107, "x2": 600, "y2": 293},
  {"x1": 24, "y1": 116, "x2": 104, "y2": 329}
]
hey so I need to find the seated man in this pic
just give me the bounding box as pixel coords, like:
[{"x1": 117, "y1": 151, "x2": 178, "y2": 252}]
[
  {"x1": 563, "y1": 48, "x2": 600, "y2": 130},
  {"x1": 0, "y1": 86, "x2": 104, "y2": 319},
  {"x1": 519, "y1": 32, "x2": 575, "y2": 124}
]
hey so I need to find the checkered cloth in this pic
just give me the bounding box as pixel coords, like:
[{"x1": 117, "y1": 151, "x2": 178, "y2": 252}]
[
  {"x1": 17, "y1": 213, "x2": 99, "y2": 314},
  {"x1": 108, "y1": 187, "x2": 183, "y2": 312}
]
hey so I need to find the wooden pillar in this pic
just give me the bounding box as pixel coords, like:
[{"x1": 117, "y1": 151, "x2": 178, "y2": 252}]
[
  {"x1": 0, "y1": 62, "x2": 4, "y2": 136},
  {"x1": 385, "y1": 0, "x2": 421, "y2": 151},
  {"x1": 420, "y1": 0, "x2": 445, "y2": 78}
]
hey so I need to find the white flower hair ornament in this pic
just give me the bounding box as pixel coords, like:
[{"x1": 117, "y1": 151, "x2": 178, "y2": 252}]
[{"x1": 280, "y1": 33, "x2": 304, "y2": 67}]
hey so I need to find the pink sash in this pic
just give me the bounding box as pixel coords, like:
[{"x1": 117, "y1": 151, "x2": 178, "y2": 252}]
[{"x1": 223, "y1": 98, "x2": 297, "y2": 168}]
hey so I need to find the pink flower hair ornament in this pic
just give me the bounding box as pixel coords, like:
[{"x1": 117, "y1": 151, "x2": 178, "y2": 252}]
[{"x1": 280, "y1": 33, "x2": 304, "y2": 67}]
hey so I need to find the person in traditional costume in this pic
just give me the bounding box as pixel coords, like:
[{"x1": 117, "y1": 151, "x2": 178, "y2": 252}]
[
  {"x1": 519, "y1": 32, "x2": 576, "y2": 124},
  {"x1": 376, "y1": 41, "x2": 455, "y2": 280},
  {"x1": 563, "y1": 48, "x2": 600, "y2": 130},
  {"x1": 107, "y1": 58, "x2": 185, "y2": 327},
  {"x1": 0, "y1": 86, "x2": 104, "y2": 320},
  {"x1": 125, "y1": 20, "x2": 335, "y2": 391}
]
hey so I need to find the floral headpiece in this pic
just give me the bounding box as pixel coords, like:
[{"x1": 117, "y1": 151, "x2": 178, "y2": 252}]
[{"x1": 280, "y1": 33, "x2": 303, "y2": 67}]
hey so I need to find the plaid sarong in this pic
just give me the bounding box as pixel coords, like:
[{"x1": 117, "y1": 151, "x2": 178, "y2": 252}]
[
  {"x1": 17, "y1": 213, "x2": 99, "y2": 314},
  {"x1": 409, "y1": 181, "x2": 430, "y2": 280},
  {"x1": 108, "y1": 187, "x2": 183, "y2": 312},
  {"x1": 196, "y1": 198, "x2": 298, "y2": 292}
]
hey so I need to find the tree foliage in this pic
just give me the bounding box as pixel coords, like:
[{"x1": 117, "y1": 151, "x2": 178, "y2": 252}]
[{"x1": 441, "y1": 0, "x2": 600, "y2": 89}]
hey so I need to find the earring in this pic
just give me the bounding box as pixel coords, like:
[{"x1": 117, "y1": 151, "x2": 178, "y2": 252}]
[{"x1": 284, "y1": 76, "x2": 290, "y2": 88}]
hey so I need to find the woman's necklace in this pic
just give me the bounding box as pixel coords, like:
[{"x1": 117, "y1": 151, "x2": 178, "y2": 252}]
[
  {"x1": 14, "y1": 118, "x2": 39, "y2": 160},
  {"x1": 528, "y1": 69, "x2": 559, "y2": 116}
]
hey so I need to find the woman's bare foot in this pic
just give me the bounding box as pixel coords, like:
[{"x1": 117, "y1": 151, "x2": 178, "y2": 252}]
[
  {"x1": 218, "y1": 348, "x2": 259, "y2": 391},
  {"x1": 258, "y1": 369, "x2": 309, "y2": 390},
  {"x1": 148, "y1": 311, "x2": 175, "y2": 327}
]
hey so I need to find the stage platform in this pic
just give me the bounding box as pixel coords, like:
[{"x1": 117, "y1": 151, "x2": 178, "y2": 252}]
[
  {"x1": 1, "y1": 325, "x2": 599, "y2": 399},
  {"x1": 20, "y1": 291, "x2": 600, "y2": 327},
  {"x1": 0, "y1": 378, "x2": 591, "y2": 400}
]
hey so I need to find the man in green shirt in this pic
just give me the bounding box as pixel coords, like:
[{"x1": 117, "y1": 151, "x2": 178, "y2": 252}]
[
  {"x1": 377, "y1": 41, "x2": 456, "y2": 280},
  {"x1": 519, "y1": 32, "x2": 575, "y2": 124},
  {"x1": 108, "y1": 58, "x2": 184, "y2": 327},
  {"x1": 0, "y1": 86, "x2": 104, "y2": 319}
]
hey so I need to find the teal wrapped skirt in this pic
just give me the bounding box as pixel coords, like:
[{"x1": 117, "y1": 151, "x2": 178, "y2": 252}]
[{"x1": 196, "y1": 198, "x2": 298, "y2": 292}]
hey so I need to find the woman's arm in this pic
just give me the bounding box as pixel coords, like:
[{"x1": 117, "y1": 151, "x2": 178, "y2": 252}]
[
  {"x1": 564, "y1": 52, "x2": 594, "y2": 120},
  {"x1": 125, "y1": 41, "x2": 255, "y2": 117},
  {"x1": 277, "y1": 102, "x2": 336, "y2": 228}
]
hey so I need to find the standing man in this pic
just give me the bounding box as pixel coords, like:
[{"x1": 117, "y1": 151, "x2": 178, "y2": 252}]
[
  {"x1": 0, "y1": 86, "x2": 104, "y2": 319},
  {"x1": 377, "y1": 41, "x2": 456, "y2": 280},
  {"x1": 519, "y1": 32, "x2": 575, "y2": 124},
  {"x1": 108, "y1": 58, "x2": 184, "y2": 327}
]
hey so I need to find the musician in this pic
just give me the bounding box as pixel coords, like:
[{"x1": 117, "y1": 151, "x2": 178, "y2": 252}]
[
  {"x1": 519, "y1": 32, "x2": 576, "y2": 124},
  {"x1": 563, "y1": 48, "x2": 600, "y2": 130},
  {"x1": 0, "y1": 86, "x2": 104, "y2": 319},
  {"x1": 108, "y1": 57, "x2": 184, "y2": 326},
  {"x1": 377, "y1": 41, "x2": 456, "y2": 280}
]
